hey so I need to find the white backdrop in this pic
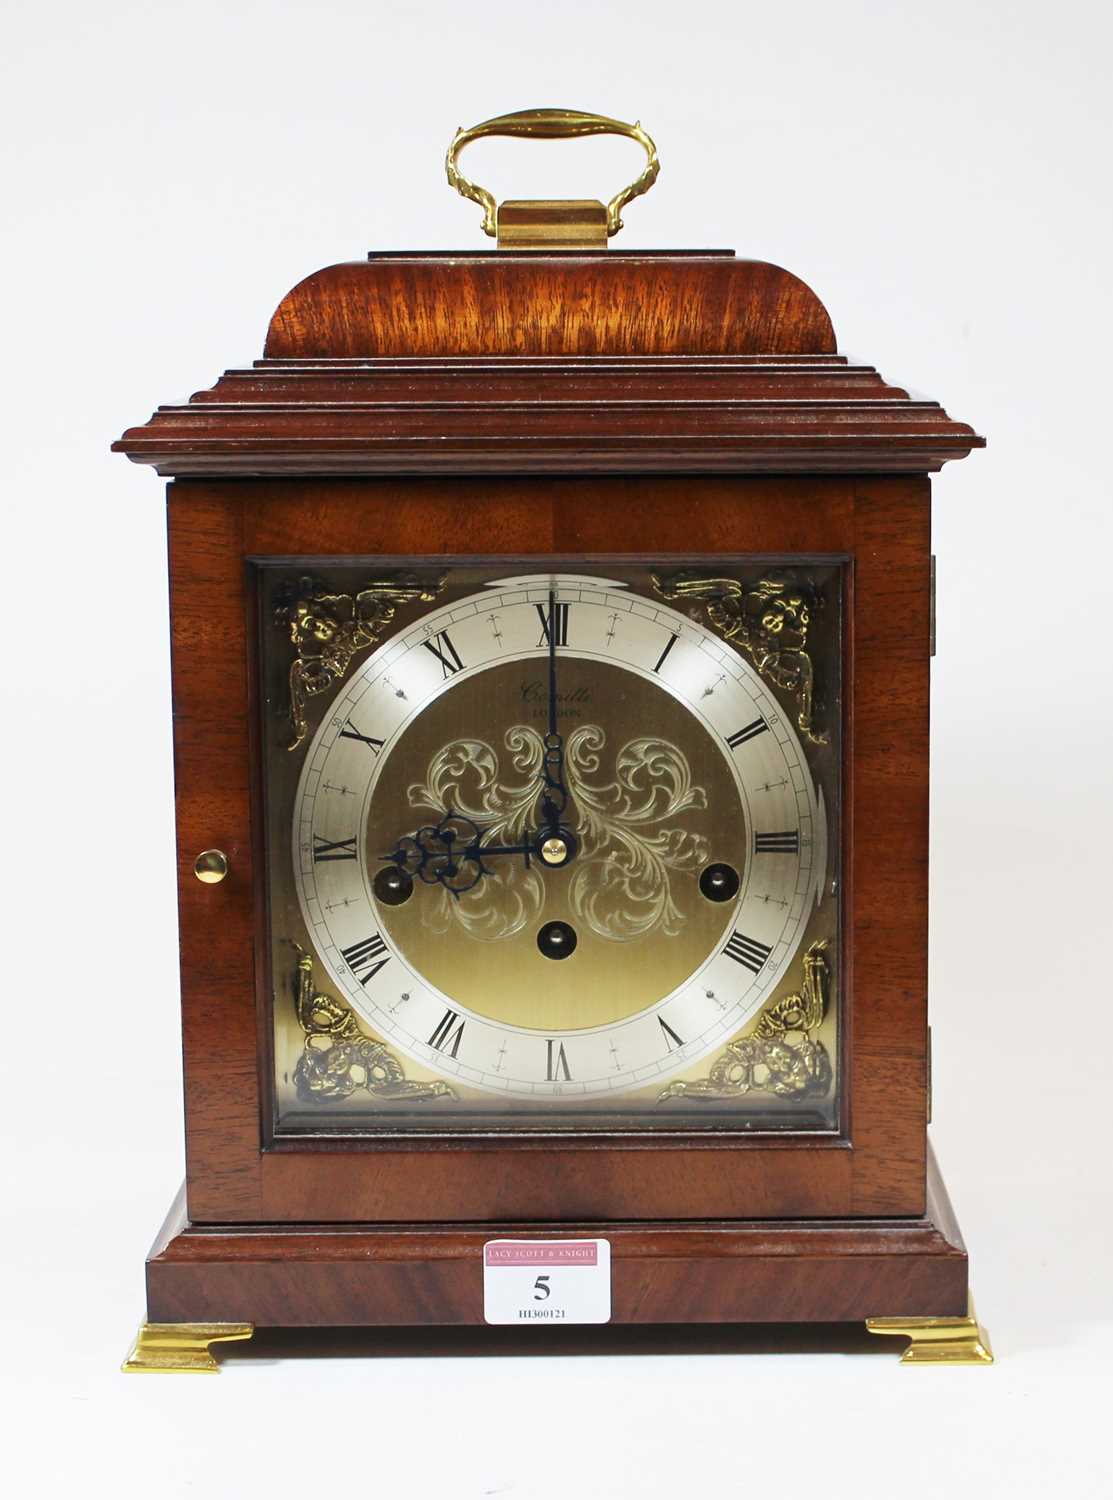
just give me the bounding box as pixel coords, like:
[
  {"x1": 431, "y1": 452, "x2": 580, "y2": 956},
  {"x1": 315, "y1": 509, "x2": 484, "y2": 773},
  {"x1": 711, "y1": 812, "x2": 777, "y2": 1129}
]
[{"x1": 2, "y1": 1, "x2": 1110, "y2": 1494}]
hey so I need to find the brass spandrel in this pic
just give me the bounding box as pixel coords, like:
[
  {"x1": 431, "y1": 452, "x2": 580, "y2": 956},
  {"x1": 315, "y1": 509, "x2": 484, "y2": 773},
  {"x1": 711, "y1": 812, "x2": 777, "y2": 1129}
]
[
  {"x1": 653, "y1": 571, "x2": 829, "y2": 745},
  {"x1": 290, "y1": 944, "x2": 454, "y2": 1105},
  {"x1": 659, "y1": 941, "x2": 832, "y2": 1103},
  {"x1": 276, "y1": 573, "x2": 446, "y2": 750}
]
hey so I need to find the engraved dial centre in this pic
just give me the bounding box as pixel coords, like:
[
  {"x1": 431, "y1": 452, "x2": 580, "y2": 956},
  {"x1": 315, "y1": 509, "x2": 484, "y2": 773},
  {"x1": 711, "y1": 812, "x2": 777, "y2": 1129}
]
[{"x1": 367, "y1": 656, "x2": 746, "y2": 1031}]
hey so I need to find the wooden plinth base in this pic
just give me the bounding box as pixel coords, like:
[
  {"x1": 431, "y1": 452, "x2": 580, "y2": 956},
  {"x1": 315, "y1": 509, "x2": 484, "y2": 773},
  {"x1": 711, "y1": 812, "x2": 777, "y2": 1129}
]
[{"x1": 143, "y1": 1147, "x2": 971, "y2": 1338}]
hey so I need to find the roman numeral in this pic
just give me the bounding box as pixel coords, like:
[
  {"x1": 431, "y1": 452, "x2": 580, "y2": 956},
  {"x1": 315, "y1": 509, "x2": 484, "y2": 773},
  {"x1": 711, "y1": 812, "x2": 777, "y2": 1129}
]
[
  {"x1": 726, "y1": 719, "x2": 769, "y2": 749},
  {"x1": 340, "y1": 933, "x2": 390, "y2": 984},
  {"x1": 338, "y1": 718, "x2": 384, "y2": 754},
  {"x1": 428, "y1": 1008, "x2": 466, "y2": 1058},
  {"x1": 754, "y1": 830, "x2": 800, "y2": 855},
  {"x1": 546, "y1": 1040, "x2": 572, "y2": 1081},
  {"x1": 658, "y1": 1016, "x2": 685, "y2": 1052},
  {"x1": 652, "y1": 633, "x2": 679, "y2": 674},
  {"x1": 535, "y1": 601, "x2": 570, "y2": 646},
  {"x1": 423, "y1": 630, "x2": 465, "y2": 677},
  {"x1": 723, "y1": 931, "x2": 773, "y2": 974},
  {"x1": 312, "y1": 834, "x2": 357, "y2": 862}
]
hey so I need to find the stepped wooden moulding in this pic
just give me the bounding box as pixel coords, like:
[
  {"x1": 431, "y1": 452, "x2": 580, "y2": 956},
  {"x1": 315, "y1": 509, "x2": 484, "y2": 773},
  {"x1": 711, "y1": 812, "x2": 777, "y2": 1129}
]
[
  {"x1": 116, "y1": 209, "x2": 987, "y2": 1369},
  {"x1": 118, "y1": 253, "x2": 979, "y2": 478}
]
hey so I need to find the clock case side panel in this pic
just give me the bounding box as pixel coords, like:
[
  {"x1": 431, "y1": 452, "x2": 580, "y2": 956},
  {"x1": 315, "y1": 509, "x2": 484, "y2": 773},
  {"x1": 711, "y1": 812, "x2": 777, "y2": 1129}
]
[{"x1": 167, "y1": 474, "x2": 929, "y2": 1225}]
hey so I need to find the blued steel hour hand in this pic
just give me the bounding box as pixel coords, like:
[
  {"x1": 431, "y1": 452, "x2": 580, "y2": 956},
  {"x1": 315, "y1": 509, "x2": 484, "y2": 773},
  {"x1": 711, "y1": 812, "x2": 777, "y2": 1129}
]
[
  {"x1": 381, "y1": 811, "x2": 543, "y2": 900},
  {"x1": 381, "y1": 800, "x2": 577, "y2": 901}
]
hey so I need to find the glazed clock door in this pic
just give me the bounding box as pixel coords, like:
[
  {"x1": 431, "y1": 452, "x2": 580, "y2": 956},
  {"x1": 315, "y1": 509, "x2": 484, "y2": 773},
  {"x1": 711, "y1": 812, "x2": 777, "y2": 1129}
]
[{"x1": 261, "y1": 561, "x2": 841, "y2": 1139}]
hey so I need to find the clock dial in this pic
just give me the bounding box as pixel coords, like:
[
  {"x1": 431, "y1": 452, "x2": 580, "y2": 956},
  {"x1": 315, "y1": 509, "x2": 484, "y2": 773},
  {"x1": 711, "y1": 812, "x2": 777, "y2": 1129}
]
[{"x1": 289, "y1": 573, "x2": 826, "y2": 1103}]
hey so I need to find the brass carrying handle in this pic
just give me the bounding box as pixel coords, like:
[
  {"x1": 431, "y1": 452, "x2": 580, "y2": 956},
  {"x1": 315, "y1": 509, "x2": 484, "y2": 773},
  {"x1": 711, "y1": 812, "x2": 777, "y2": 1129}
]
[{"x1": 445, "y1": 108, "x2": 659, "y2": 238}]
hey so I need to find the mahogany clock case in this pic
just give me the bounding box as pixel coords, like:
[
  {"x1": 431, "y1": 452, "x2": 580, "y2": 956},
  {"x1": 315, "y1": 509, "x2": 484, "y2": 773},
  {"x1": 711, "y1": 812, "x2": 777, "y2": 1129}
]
[{"x1": 115, "y1": 250, "x2": 983, "y2": 1329}]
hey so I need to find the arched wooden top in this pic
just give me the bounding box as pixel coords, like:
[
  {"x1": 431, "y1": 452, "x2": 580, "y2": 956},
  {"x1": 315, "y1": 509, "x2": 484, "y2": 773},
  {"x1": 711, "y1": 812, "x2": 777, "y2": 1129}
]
[{"x1": 263, "y1": 252, "x2": 837, "y2": 359}]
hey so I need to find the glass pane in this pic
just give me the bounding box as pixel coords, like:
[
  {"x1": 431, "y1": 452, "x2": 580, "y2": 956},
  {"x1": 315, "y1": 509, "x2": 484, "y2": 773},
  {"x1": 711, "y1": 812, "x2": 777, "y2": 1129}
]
[{"x1": 259, "y1": 559, "x2": 842, "y2": 1134}]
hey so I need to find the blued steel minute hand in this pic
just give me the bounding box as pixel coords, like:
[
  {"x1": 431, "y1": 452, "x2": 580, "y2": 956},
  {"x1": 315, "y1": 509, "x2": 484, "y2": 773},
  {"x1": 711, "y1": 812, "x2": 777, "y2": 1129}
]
[{"x1": 540, "y1": 588, "x2": 570, "y2": 837}]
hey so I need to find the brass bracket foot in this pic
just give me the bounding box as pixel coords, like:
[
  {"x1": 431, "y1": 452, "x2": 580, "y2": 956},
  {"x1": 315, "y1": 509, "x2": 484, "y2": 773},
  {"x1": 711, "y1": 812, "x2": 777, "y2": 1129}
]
[
  {"x1": 122, "y1": 1321, "x2": 254, "y2": 1373},
  {"x1": 867, "y1": 1294, "x2": 994, "y2": 1366}
]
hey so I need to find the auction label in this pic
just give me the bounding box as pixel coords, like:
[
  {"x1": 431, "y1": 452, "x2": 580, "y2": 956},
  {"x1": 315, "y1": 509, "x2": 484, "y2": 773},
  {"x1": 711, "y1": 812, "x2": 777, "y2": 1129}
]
[{"x1": 483, "y1": 1239, "x2": 611, "y2": 1325}]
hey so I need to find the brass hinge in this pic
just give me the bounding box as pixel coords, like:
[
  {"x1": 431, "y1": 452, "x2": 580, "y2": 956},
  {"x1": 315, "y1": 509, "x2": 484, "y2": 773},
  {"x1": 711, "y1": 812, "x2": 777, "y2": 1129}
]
[
  {"x1": 927, "y1": 1024, "x2": 933, "y2": 1123},
  {"x1": 930, "y1": 555, "x2": 937, "y2": 657}
]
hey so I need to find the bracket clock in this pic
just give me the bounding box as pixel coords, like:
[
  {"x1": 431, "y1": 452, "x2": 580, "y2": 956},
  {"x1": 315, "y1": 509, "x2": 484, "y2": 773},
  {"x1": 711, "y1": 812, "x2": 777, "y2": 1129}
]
[{"x1": 115, "y1": 110, "x2": 993, "y2": 1371}]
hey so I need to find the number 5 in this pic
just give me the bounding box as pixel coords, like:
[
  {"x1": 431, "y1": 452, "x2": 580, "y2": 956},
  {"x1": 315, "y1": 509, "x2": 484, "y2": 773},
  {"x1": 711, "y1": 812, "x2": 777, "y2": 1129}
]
[{"x1": 533, "y1": 1274, "x2": 551, "y2": 1301}]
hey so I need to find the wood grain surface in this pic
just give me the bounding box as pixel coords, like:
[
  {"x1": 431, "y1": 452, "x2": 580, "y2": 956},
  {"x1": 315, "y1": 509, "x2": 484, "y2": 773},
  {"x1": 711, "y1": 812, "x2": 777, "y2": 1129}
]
[
  {"x1": 167, "y1": 473, "x2": 928, "y2": 1225},
  {"x1": 144, "y1": 1147, "x2": 968, "y2": 1326},
  {"x1": 264, "y1": 253, "x2": 838, "y2": 358}
]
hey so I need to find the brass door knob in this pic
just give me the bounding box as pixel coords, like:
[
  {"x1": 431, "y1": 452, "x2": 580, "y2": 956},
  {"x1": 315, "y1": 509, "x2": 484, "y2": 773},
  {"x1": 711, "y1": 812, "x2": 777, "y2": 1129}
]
[{"x1": 193, "y1": 849, "x2": 229, "y2": 884}]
